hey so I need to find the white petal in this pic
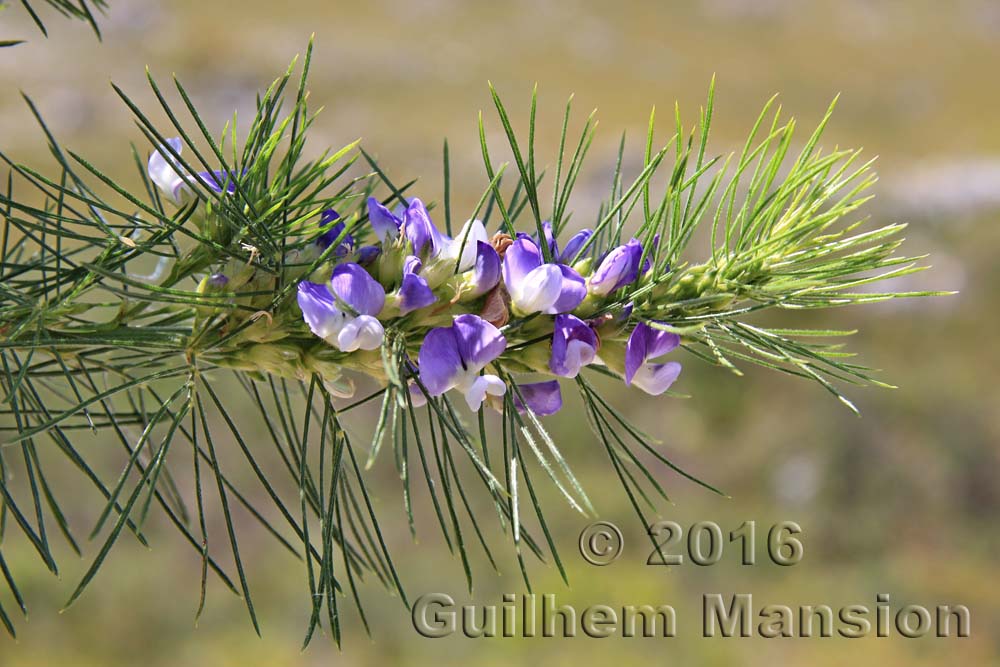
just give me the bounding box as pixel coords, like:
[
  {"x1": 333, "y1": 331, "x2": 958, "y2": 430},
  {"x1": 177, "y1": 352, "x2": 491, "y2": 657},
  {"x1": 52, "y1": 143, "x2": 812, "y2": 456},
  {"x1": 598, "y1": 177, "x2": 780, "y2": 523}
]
[
  {"x1": 631, "y1": 361, "x2": 682, "y2": 396},
  {"x1": 562, "y1": 339, "x2": 596, "y2": 378},
  {"x1": 336, "y1": 315, "x2": 384, "y2": 352},
  {"x1": 446, "y1": 219, "x2": 488, "y2": 271},
  {"x1": 147, "y1": 140, "x2": 186, "y2": 203},
  {"x1": 511, "y1": 264, "x2": 562, "y2": 314},
  {"x1": 463, "y1": 374, "x2": 507, "y2": 411}
]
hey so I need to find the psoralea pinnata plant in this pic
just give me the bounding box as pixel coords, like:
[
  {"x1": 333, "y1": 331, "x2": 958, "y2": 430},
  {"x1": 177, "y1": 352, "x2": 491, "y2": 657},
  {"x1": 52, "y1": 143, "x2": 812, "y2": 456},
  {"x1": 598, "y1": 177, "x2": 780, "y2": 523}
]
[{"x1": 0, "y1": 44, "x2": 944, "y2": 643}]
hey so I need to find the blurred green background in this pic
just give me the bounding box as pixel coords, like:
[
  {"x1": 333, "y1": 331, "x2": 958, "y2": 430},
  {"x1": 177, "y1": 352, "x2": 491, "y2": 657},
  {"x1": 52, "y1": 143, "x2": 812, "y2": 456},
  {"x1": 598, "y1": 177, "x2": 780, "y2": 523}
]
[{"x1": 1, "y1": 0, "x2": 998, "y2": 665}]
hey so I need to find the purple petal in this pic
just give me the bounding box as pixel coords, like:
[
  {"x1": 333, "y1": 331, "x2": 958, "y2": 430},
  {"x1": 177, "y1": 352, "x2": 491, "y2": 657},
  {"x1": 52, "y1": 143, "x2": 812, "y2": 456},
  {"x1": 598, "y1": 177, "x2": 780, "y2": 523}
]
[
  {"x1": 207, "y1": 273, "x2": 229, "y2": 288},
  {"x1": 367, "y1": 197, "x2": 402, "y2": 242},
  {"x1": 547, "y1": 265, "x2": 587, "y2": 314},
  {"x1": 589, "y1": 239, "x2": 643, "y2": 295},
  {"x1": 559, "y1": 228, "x2": 594, "y2": 263},
  {"x1": 502, "y1": 237, "x2": 544, "y2": 288},
  {"x1": 418, "y1": 327, "x2": 463, "y2": 395},
  {"x1": 470, "y1": 241, "x2": 501, "y2": 297},
  {"x1": 357, "y1": 245, "x2": 381, "y2": 265},
  {"x1": 539, "y1": 221, "x2": 559, "y2": 260},
  {"x1": 403, "y1": 198, "x2": 444, "y2": 257},
  {"x1": 550, "y1": 314, "x2": 598, "y2": 377},
  {"x1": 197, "y1": 169, "x2": 238, "y2": 195},
  {"x1": 451, "y1": 314, "x2": 507, "y2": 369},
  {"x1": 399, "y1": 255, "x2": 437, "y2": 314},
  {"x1": 514, "y1": 381, "x2": 563, "y2": 416},
  {"x1": 297, "y1": 281, "x2": 343, "y2": 340},
  {"x1": 329, "y1": 263, "x2": 386, "y2": 316},
  {"x1": 316, "y1": 210, "x2": 354, "y2": 256}
]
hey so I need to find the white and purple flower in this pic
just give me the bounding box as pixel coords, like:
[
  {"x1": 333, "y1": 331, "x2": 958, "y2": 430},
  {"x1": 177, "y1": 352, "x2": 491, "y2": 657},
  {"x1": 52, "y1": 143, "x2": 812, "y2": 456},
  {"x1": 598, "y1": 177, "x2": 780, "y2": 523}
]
[
  {"x1": 501, "y1": 237, "x2": 586, "y2": 316},
  {"x1": 588, "y1": 238, "x2": 644, "y2": 296},
  {"x1": 297, "y1": 263, "x2": 386, "y2": 352},
  {"x1": 624, "y1": 321, "x2": 682, "y2": 395},
  {"x1": 147, "y1": 138, "x2": 238, "y2": 203},
  {"x1": 417, "y1": 314, "x2": 507, "y2": 411},
  {"x1": 549, "y1": 314, "x2": 599, "y2": 378}
]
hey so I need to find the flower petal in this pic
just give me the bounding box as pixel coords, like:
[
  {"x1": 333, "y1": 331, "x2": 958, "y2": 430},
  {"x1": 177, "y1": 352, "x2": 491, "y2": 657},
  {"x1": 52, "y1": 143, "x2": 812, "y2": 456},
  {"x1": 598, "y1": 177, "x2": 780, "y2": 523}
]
[
  {"x1": 625, "y1": 321, "x2": 680, "y2": 384},
  {"x1": 147, "y1": 138, "x2": 185, "y2": 202},
  {"x1": 403, "y1": 198, "x2": 444, "y2": 257},
  {"x1": 469, "y1": 241, "x2": 501, "y2": 297},
  {"x1": 448, "y1": 219, "x2": 489, "y2": 271},
  {"x1": 589, "y1": 239, "x2": 643, "y2": 295},
  {"x1": 511, "y1": 264, "x2": 563, "y2": 314},
  {"x1": 418, "y1": 327, "x2": 463, "y2": 395},
  {"x1": 550, "y1": 314, "x2": 598, "y2": 377},
  {"x1": 399, "y1": 256, "x2": 437, "y2": 314},
  {"x1": 502, "y1": 237, "x2": 544, "y2": 289},
  {"x1": 630, "y1": 361, "x2": 682, "y2": 395},
  {"x1": 367, "y1": 197, "x2": 401, "y2": 242},
  {"x1": 514, "y1": 380, "x2": 563, "y2": 416},
  {"x1": 336, "y1": 315, "x2": 384, "y2": 352},
  {"x1": 297, "y1": 281, "x2": 347, "y2": 342},
  {"x1": 452, "y1": 314, "x2": 507, "y2": 370},
  {"x1": 547, "y1": 264, "x2": 587, "y2": 314},
  {"x1": 463, "y1": 374, "x2": 506, "y2": 412},
  {"x1": 329, "y1": 263, "x2": 386, "y2": 317},
  {"x1": 560, "y1": 228, "x2": 593, "y2": 263}
]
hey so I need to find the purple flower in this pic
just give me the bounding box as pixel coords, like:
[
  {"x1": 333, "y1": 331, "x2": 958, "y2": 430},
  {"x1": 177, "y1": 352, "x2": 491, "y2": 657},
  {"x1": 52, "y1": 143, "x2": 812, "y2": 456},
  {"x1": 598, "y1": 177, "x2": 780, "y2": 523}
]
[
  {"x1": 147, "y1": 138, "x2": 237, "y2": 203},
  {"x1": 513, "y1": 380, "x2": 563, "y2": 416},
  {"x1": 417, "y1": 314, "x2": 507, "y2": 411},
  {"x1": 501, "y1": 237, "x2": 586, "y2": 315},
  {"x1": 398, "y1": 255, "x2": 437, "y2": 315},
  {"x1": 588, "y1": 239, "x2": 643, "y2": 296},
  {"x1": 402, "y1": 198, "x2": 445, "y2": 258},
  {"x1": 297, "y1": 263, "x2": 386, "y2": 352},
  {"x1": 315, "y1": 209, "x2": 354, "y2": 257},
  {"x1": 624, "y1": 321, "x2": 682, "y2": 395},
  {"x1": 206, "y1": 273, "x2": 229, "y2": 288},
  {"x1": 549, "y1": 314, "x2": 598, "y2": 378},
  {"x1": 441, "y1": 218, "x2": 489, "y2": 271},
  {"x1": 367, "y1": 197, "x2": 402, "y2": 243}
]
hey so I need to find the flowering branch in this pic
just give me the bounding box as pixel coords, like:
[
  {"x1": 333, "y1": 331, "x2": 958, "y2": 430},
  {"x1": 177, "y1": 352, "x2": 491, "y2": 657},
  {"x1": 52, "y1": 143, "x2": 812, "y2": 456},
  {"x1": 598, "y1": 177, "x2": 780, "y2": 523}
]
[{"x1": 0, "y1": 45, "x2": 946, "y2": 643}]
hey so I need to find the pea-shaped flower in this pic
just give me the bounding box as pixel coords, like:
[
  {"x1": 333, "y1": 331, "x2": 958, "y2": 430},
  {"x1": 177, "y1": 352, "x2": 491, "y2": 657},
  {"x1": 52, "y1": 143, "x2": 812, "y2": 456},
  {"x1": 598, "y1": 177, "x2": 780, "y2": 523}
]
[
  {"x1": 624, "y1": 321, "x2": 682, "y2": 395},
  {"x1": 588, "y1": 239, "x2": 644, "y2": 296},
  {"x1": 297, "y1": 263, "x2": 386, "y2": 352},
  {"x1": 502, "y1": 237, "x2": 586, "y2": 316},
  {"x1": 513, "y1": 380, "x2": 563, "y2": 416},
  {"x1": 549, "y1": 314, "x2": 599, "y2": 378},
  {"x1": 417, "y1": 314, "x2": 507, "y2": 411},
  {"x1": 147, "y1": 138, "x2": 237, "y2": 203}
]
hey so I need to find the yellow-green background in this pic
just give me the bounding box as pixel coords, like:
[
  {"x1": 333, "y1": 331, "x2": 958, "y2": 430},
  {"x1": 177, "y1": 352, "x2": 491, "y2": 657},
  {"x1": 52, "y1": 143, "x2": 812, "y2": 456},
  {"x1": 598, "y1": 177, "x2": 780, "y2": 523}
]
[{"x1": 1, "y1": 1, "x2": 998, "y2": 665}]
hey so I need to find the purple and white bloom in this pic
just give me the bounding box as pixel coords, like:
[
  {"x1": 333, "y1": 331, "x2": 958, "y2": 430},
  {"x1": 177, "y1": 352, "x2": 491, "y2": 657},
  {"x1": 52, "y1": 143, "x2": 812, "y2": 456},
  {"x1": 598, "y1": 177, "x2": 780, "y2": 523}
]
[
  {"x1": 513, "y1": 380, "x2": 563, "y2": 416},
  {"x1": 501, "y1": 237, "x2": 586, "y2": 316},
  {"x1": 549, "y1": 314, "x2": 598, "y2": 378},
  {"x1": 417, "y1": 314, "x2": 507, "y2": 411},
  {"x1": 588, "y1": 238, "x2": 643, "y2": 296},
  {"x1": 398, "y1": 255, "x2": 437, "y2": 315},
  {"x1": 147, "y1": 138, "x2": 237, "y2": 203},
  {"x1": 539, "y1": 221, "x2": 593, "y2": 264},
  {"x1": 314, "y1": 209, "x2": 354, "y2": 257},
  {"x1": 297, "y1": 263, "x2": 386, "y2": 352},
  {"x1": 624, "y1": 321, "x2": 682, "y2": 395}
]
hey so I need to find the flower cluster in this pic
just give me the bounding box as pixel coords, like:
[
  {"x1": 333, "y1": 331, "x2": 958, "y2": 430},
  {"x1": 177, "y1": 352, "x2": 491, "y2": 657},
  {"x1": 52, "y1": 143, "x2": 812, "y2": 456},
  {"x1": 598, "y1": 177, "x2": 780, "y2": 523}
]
[{"x1": 149, "y1": 142, "x2": 684, "y2": 416}]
